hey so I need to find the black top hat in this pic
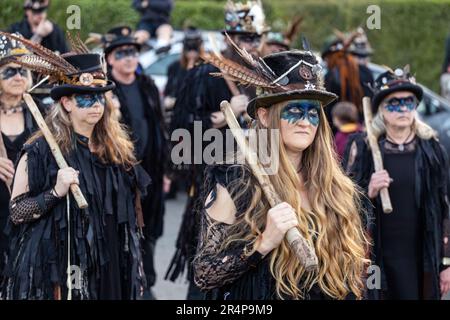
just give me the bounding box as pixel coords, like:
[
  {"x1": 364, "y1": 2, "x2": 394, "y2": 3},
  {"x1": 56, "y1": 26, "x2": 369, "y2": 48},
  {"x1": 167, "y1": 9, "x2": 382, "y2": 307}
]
[
  {"x1": 24, "y1": 0, "x2": 49, "y2": 10},
  {"x1": 348, "y1": 28, "x2": 373, "y2": 58},
  {"x1": 103, "y1": 26, "x2": 141, "y2": 57},
  {"x1": 247, "y1": 51, "x2": 338, "y2": 118},
  {"x1": 182, "y1": 27, "x2": 203, "y2": 51},
  {"x1": 0, "y1": 33, "x2": 30, "y2": 67},
  {"x1": 371, "y1": 66, "x2": 423, "y2": 113},
  {"x1": 265, "y1": 32, "x2": 290, "y2": 51},
  {"x1": 50, "y1": 53, "x2": 115, "y2": 100},
  {"x1": 223, "y1": 1, "x2": 269, "y2": 35},
  {"x1": 321, "y1": 35, "x2": 344, "y2": 59}
]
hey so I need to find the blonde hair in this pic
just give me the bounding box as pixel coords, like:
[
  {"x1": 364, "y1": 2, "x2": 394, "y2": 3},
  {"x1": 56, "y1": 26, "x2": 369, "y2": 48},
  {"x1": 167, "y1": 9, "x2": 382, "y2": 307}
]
[
  {"x1": 28, "y1": 94, "x2": 137, "y2": 168},
  {"x1": 372, "y1": 109, "x2": 436, "y2": 140},
  {"x1": 201, "y1": 102, "x2": 370, "y2": 299}
]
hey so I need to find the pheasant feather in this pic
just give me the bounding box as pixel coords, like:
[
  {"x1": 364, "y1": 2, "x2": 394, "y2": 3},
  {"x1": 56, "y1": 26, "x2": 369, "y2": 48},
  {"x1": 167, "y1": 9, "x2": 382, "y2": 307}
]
[{"x1": 0, "y1": 31, "x2": 77, "y2": 74}]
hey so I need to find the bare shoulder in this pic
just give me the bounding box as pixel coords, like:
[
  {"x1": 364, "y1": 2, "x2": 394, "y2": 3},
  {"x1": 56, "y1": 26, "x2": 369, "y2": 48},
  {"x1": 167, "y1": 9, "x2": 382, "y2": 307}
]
[{"x1": 205, "y1": 183, "x2": 237, "y2": 225}]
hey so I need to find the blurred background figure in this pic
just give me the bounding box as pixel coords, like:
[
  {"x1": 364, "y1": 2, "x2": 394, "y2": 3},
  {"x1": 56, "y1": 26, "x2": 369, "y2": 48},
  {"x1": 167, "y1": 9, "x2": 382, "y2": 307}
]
[
  {"x1": 321, "y1": 28, "x2": 374, "y2": 131},
  {"x1": 104, "y1": 25, "x2": 170, "y2": 299},
  {"x1": 8, "y1": 0, "x2": 68, "y2": 54},
  {"x1": 133, "y1": 0, "x2": 174, "y2": 52},
  {"x1": 164, "y1": 26, "x2": 203, "y2": 129},
  {"x1": 260, "y1": 16, "x2": 302, "y2": 56},
  {"x1": 348, "y1": 27, "x2": 374, "y2": 66},
  {"x1": 0, "y1": 33, "x2": 40, "y2": 283},
  {"x1": 163, "y1": 26, "x2": 203, "y2": 200},
  {"x1": 331, "y1": 101, "x2": 362, "y2": 160}
]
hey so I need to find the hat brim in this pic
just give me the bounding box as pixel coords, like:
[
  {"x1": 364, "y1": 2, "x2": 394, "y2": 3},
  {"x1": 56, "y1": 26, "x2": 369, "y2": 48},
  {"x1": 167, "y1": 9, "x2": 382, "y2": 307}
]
[
  {"x1": 50, "y1": 81, "x2": 116, "y2": 101},
  {"x1": 247, "y1": 89, "x2": 338, "y2": 119},
  {"x1": 372, "y1": 83, "x2": 423, "y2": 113},
  {"x1": 221, "y1": 30, "x2": 262, "y2": 36},
  {"x1": 264, "y1": 41, "x2": 290, "y2": 51},
  {"x1": 104, "y1": 39, "x2": 141, "y2": 56}
]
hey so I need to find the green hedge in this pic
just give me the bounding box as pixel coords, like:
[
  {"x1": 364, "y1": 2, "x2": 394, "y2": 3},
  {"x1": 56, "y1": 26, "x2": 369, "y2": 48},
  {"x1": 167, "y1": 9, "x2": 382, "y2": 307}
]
[{"x1": 1, "y1": 0, "x2": 450, "y2": 91}]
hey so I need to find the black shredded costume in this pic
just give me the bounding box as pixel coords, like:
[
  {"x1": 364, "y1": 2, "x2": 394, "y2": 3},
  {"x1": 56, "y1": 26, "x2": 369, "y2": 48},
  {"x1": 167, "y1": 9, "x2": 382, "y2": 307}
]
[
  {"x1": 343, "y1": 132, "x2": 450, "y2": 299},
  {"x1": 109, "y1": 71, "x2": 168, "y2": 290},
  {"x1": 166, "y1": 63, "x2": 232, "y2": 296},
  {"x1": 193, "y1": 164, "x2": 358, "y2": 300},
  {"x1": 0, "y1": 102, "x2": 41, "y2": 283},
  {"x1": 166, "y1": 60, "x2": 254, "y2": 298},
  {"x1": 0, "y1": 134, "x2": 150, "y2": 300}
]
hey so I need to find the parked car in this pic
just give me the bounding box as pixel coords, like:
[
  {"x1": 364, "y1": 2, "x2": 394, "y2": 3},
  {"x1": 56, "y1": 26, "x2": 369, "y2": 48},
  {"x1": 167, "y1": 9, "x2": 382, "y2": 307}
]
[{"x1": 140, "y1": 30, "x2": 225, "y2": 93}]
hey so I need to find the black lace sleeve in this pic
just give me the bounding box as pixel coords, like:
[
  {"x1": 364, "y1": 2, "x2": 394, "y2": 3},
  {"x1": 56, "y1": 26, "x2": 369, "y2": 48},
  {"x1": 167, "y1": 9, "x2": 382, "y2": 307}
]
[
  {"x1": 9, "y1": 189, "x2": 62, "y2": 225},
  {"x1": 193, "y1": 213, "x2": 264, "y2": 291}
]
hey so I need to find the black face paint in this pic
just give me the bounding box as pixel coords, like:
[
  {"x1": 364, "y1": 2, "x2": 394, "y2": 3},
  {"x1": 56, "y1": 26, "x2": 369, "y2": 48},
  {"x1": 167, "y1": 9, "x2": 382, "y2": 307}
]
[
  {"x1": 74, "y1": 93, "x2": 106, "y2": 109},
  {"x1": 1, "y1": 67, "x2": 27, "y2": 80},
  {"x1": 114, "y1": 48, "x2": 139, "y2": 60},
  {"x1": 281, "y1": 100, "x2": 321, "y2": 126}
]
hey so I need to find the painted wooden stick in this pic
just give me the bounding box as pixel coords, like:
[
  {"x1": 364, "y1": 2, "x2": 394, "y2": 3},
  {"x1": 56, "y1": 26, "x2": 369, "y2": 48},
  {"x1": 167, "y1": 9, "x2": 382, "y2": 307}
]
[
  {"x1": 362, "y1": 96, "x2": 393, "y2": 213},
  {"x1": 23, "y1": 93, "x2": 88, "y2": 209},
  {"x1": 220, "y1": 100, "x2": 319, "y2": 271}
]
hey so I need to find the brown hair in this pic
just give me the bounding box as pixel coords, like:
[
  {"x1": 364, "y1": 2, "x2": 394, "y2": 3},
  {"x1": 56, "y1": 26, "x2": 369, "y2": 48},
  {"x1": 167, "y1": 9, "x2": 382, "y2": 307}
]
[{"x1": 331, "y1": 101, "x2": 359, "y2": 124}]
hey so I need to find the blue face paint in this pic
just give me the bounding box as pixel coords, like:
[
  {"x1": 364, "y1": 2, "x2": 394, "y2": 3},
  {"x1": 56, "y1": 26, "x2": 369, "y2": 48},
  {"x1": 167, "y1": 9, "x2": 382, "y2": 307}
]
[
  {"x1": 74, "y1": 93, "x2": 106, "y2": 109},
  {"x1": 383, "y1": 95, "x2": 417, "y2": 113},
  {"x1": 281, "y1": 100, "x2": 321, "y2": 126}
]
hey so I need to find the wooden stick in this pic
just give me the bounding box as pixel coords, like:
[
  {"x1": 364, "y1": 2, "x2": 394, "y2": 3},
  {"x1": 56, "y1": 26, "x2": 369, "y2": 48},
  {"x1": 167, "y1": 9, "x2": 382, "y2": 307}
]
[
  {"x1": 362, "y1": 97, "x2": 393, "y2": 213},
  {"x1": 220, "y1": 100, "x2": 319, "y2": 271},
  {"x1": 22, "y1": 93, "x2": 88, "y2": 209}
]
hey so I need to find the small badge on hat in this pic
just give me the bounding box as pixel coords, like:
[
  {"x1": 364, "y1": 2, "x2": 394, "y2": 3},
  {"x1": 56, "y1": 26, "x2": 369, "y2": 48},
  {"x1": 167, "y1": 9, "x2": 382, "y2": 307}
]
[
  {"x1": 305, "y1": 81, "x2": 316, "y2": 90},
  {"x1": 299, "y1": 65, "x2": 313, "y2": 80},
  {"x1": 122, "y1": 28, "x2": 130, "y2": 36},
  {"x1": 79, "y1": 73, "x2": 94, "y2": 86}
]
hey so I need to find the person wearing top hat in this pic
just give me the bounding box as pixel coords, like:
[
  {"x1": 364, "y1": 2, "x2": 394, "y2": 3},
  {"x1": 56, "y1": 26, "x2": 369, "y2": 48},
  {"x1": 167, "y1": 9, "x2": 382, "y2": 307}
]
[
  {"x1": 348, "y1": 27, "x2": 374, "y2": 66},
  {"x1": 163, "y1": 27, "x2": 204, "y2": 199},
  {"x1": 0, "y1": 32, "x2": 150, "y2": 300},
  {"x1": 192, "y1": 49, "x2": 370, "y2": 300},
  {"x1": 104, "y1": 25, "x2": 169, "y2": 299},
  {"x1": 8, "y1": 0, "x2": 68, "y2": 54},
  {"x1": 343, "y1": 67, "x2": 450, "y2": 299},
  {"x1": 260, "y1": 16, "x2": 302, "y2": 56},
  {"x1": 166, "y1": 0, "x2": 269, "y2": 299},
  {"x1": 0, "y1": 33, "x2": 42, "y2": 283},
  {"x1": 164, "y1": 26, "x2": 204, "y2": 127},
  {"x1": 321, "y1": 31, "x2": 374, "y2": 132}
]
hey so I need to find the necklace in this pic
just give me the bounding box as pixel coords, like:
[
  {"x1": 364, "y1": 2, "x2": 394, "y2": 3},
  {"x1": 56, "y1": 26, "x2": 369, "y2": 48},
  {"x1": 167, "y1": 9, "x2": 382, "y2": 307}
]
[
  {"x1": 0, "y1": 102, "x2": 24, "y2": 116},
  {"x1": 386, "y1": 129, "x2": 414, "y2": 152}
]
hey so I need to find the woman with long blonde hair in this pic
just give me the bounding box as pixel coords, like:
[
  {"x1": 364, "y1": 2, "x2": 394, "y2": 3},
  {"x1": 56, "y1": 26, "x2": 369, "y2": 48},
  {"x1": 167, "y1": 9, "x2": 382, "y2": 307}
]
[
  {"x1": 343, "y1": 67, "x2": 450, "y2": 300},
  {"x1": 0, "y1": 34, "x2": 150, "y2": 300},
  {"x1": 193, "y1": 51, "x2": 370, "y2": 300}
]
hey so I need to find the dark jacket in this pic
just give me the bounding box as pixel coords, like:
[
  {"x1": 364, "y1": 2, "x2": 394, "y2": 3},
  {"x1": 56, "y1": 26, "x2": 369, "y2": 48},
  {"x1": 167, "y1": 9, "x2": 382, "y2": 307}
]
[
  {"x1": 109, "y1": 71, "x2": 168, "y2": 240},
  {"x1": 8, "y1": 18, "x2": 68, "y2": 54},
  {"x1": 132, "y1": 0, "x2": 173, "y2": 25}
]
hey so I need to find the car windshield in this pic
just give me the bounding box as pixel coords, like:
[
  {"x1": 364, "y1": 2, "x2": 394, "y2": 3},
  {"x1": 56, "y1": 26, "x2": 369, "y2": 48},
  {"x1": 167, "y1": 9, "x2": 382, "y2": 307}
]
[{"x1": 145, "y1": 53, "x2": 180, "y2": 76}]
